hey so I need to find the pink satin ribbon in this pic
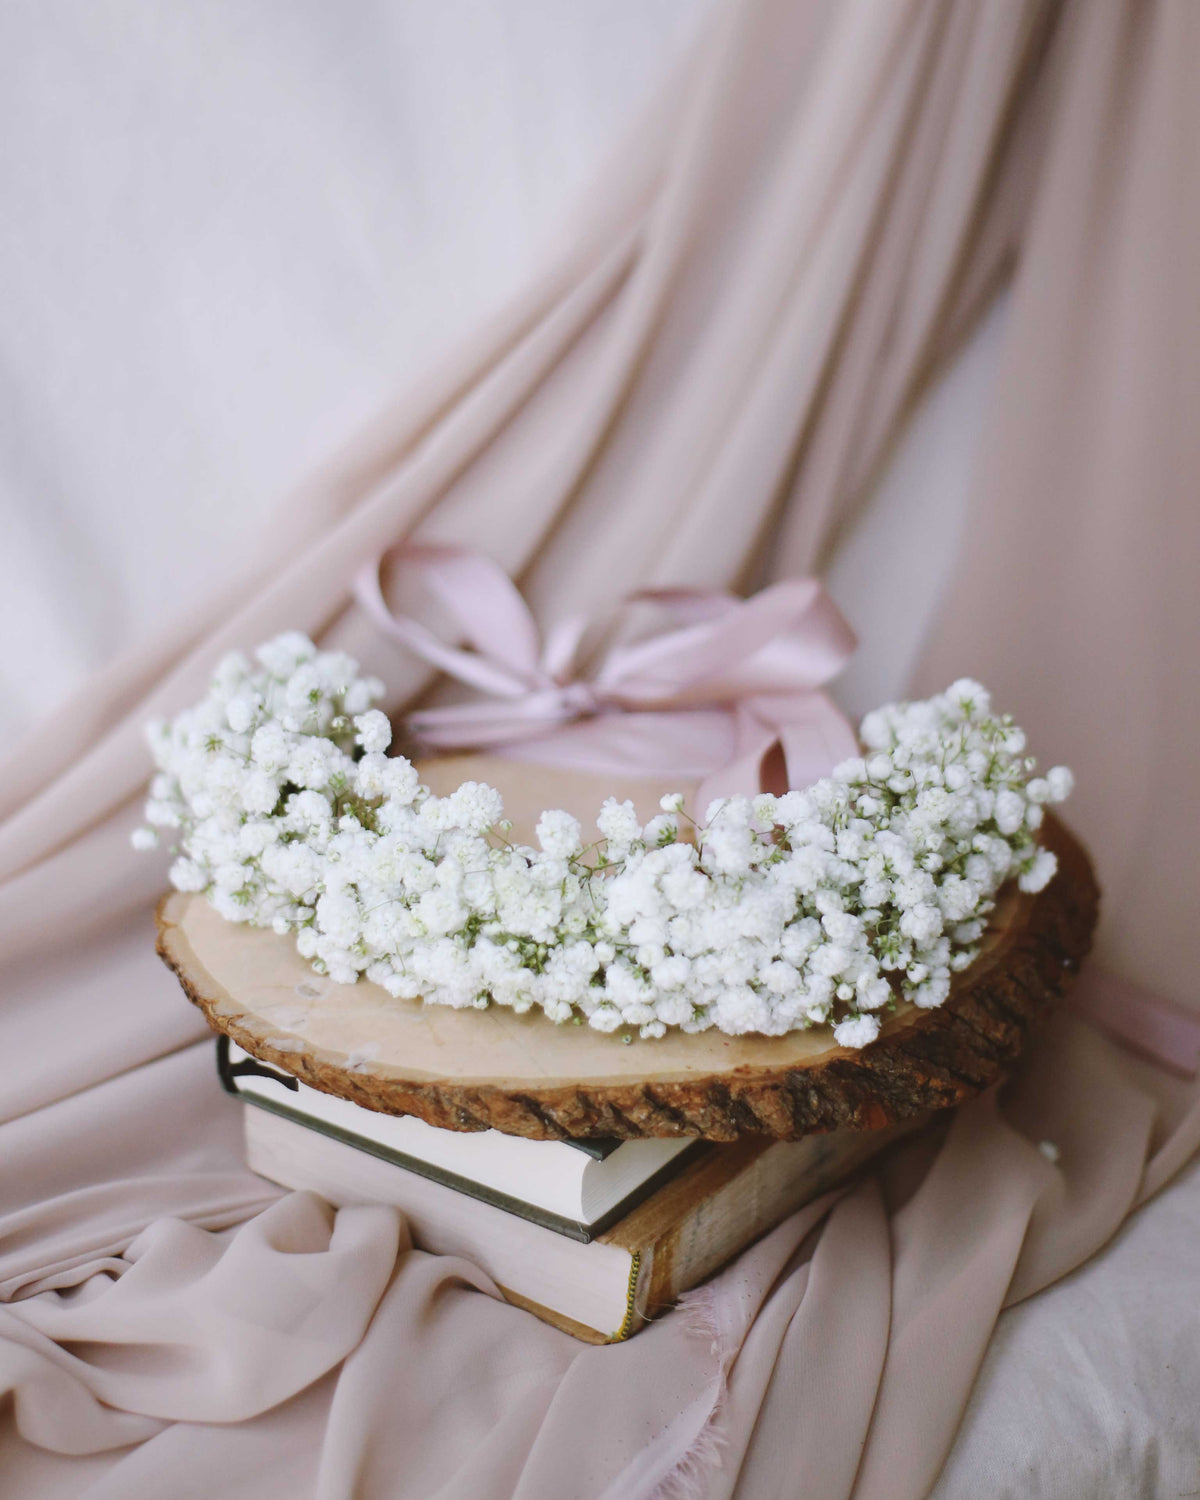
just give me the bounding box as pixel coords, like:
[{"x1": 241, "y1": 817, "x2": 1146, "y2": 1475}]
[
  {"x1": 1069, "y1": 970, "x2": 1200, "y2": 1078},
  {"x1": 354, "y1": 545, "x2": 859, "y2": 811}
]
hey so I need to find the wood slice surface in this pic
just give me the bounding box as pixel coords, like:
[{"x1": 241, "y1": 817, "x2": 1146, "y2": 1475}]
[{"x1": 155, "y1": 757, "x2": 1099, "y2": 1141}]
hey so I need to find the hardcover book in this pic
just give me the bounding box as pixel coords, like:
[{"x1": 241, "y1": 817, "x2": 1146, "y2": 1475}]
[
  {"x1": 231, "y1": 1041, "x2": 924, "y2": 1344},
  {"x1": 221, "y1": 1038, "x2": 697, "y2": 1240}
]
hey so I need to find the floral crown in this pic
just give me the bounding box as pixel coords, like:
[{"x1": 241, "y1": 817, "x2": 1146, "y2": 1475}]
[{"x1": 135, "y1": 630, "x2": 1072, "y2": 1051}]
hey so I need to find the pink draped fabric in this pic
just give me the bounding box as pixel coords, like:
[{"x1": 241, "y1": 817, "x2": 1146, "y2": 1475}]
[
  {"x1": 3, "y1": 1, "x2": 1199, "y2": 1495},
  {"x1": 913, "y1": 0, "x2": 1200, "y2": 1014}
]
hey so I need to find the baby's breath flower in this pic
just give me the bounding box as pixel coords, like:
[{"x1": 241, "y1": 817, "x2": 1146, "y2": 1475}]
[
  {"x1": 138, "y1": 650, "x2": 1070, "y2": 1050},
  {"x1": 834, "y1": 1014, "x2": 880, "y2": 1049},
  {"x1": 536, "y1": 808, "x2": 583, "y2": 860},
  {"x1": 596, "y1": 798, "x2": 641, "y2": 858},
  {"x1": 354, "y1": 710, "x2": 393, "y2": 756}
]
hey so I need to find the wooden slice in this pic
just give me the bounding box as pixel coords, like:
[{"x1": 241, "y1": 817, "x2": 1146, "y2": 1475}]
[{"x1": 155, "y1": 758, "x2": 1098, "y2": 1141}]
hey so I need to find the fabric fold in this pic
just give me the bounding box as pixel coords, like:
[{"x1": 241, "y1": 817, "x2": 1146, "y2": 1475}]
[{"x1": 3, "y1": 0, "x2": 1200, "y2": 1495}]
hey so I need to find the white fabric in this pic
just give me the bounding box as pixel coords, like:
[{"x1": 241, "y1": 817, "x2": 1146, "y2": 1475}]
[
  {"x1": 2, "y1": 5, "x2": 1197, "y2": 1493},
  {"x1": 0, "y1": 0, "x2": 702, "y2": 735},
  {"x1": 933, "y1": 1153, "x2": 1200, "y2": 1499}
]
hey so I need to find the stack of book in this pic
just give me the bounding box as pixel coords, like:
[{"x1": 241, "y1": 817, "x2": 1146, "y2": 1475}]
[{"x1": 222, "y1": 1038, "x2": 918, "y2": 1342}]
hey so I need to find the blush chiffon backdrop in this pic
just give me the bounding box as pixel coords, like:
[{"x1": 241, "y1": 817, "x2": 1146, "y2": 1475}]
[{"x1": 3, "y1": 1, "x2": 1200, "y2": 1496}]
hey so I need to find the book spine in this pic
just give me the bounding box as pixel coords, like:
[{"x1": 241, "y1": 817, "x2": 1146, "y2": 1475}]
[{"x1": 633, "y1": 1119, "x2": 928, "y2": 1324}]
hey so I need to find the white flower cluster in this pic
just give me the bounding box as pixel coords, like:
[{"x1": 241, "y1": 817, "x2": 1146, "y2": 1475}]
[{"x1": 136, "y1": 636, "x2": 1073, "y2": 1050}]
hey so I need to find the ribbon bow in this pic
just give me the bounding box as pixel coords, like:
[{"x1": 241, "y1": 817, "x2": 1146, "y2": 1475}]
[{"x1": 355, "y1": 546, "x2": 858, "y2": 812}]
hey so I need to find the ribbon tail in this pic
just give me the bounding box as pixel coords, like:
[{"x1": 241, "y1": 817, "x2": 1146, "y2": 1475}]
[
  {"x1": 694, "y1": 693, "x2": 858, "y2": 817},
  {"x1": 354, "y1": 550, "x2": 539, "y2": 698},
  {"x1": 415, "y1": 547, "x2": 543, "y2": 672},
  {"x1": 408, "y1": 690, "x2": 598, "y2": 750},
  {"x1": 1068, "y1": 970, "x2": 1200, "y2": 1078},
  {"x1": 599, "y1": 579, "x2": 855, "y2": 703},
  {"x1": 491, "y1": 710, "x2": 738, "y2": 783},
  {"x1": 776, "y1": 692, "x2": 860, "y2": 788}
]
